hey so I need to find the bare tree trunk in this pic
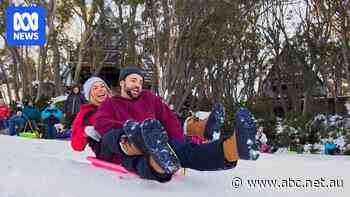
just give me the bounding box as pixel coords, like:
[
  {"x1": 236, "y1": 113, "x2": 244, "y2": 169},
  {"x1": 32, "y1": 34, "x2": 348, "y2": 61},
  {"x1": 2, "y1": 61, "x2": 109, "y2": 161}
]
[
  {"x1": 36, "y1": 0, "x2": 57, "y2": 102},
  {"x1": 36, "y1": 47, "x2": 47, "y2": 102},
  {"x1": 8, "y1": 48, "x2": 22, "y2": 101},
  {"x1": 18, "y1": 46, "x2": 33, "y2": 99},
  {"x1": 117, "y1": 2, "x2": 127, "y2": 65},
  {"x1": 334, "y1": 70, "x2": 339, "y2": 114},
  {"x1": 175, "y1": 85, "x2": 192, "y2": 112},
  {"x1": 18, "y1": 47, "x2": 26, "y2": 98},
  {"x1": 53, "y1": 42, "x2": 64, "y2": 95},
  {"x1": 340, "y1": 45, "x2": 350, "y2": 96},
  {"x1": 164, "y1": 0, "x2": 179, "y2": 102},
  {"x1": 0, "y1": 64, "x2": 13, "y2": 102},
  {"x1": 148, "y1": 0, "x2": 162, "y2": 95},
  {"x1": 73, "y1": 29, "x2": 92, "y2": 84},
  {"x1": 24, "y1": 46, "x2": 33, "y2": 97}
]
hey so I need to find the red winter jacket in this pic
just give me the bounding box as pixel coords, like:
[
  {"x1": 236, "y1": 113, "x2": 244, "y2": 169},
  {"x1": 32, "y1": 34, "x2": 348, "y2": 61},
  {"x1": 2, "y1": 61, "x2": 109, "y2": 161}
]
[
  {"x1": 71, "y1": 104, "x2": 96, "y2": 151},
  {"x1": 71, "y1": 103, "x2": 122, "y2": 164},
  {"x1": 0, "y1": 104, "x2": 11, "y2": 120}
]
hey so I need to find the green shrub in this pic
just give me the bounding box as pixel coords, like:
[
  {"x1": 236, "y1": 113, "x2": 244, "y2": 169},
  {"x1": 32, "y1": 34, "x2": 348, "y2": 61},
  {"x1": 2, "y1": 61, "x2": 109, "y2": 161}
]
[
  {"x1": 282, "y1": 112, "x2": 313, "y2": 144},
  {"x1": 343, "y1": 149, "x2": 350, "y2": 155}
]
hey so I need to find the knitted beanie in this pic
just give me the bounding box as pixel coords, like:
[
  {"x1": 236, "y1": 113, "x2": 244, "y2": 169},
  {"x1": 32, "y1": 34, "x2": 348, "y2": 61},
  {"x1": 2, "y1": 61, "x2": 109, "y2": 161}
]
[
  {"x1": 83, "y1": 77, "x2": 109, "y2": 100},
  {"x1": 119, "y1": 65, "x2": 144, "y2": 81}
]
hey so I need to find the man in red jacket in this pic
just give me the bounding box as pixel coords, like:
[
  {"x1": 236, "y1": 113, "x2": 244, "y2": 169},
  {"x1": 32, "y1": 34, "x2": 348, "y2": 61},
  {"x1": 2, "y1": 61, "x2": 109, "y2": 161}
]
[
  {"x1": 0, "y1": 98, "x2": 11, "y2": 130},
  {"x1": 94, "y1": 66, "x2": 259, "y2": 182}
]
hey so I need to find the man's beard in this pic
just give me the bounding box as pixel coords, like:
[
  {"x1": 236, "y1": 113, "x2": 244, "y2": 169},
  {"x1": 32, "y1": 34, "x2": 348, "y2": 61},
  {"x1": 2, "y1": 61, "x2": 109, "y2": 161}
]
[{"x1": 125, "y1": 87, "x2": 140, "y2": 99}]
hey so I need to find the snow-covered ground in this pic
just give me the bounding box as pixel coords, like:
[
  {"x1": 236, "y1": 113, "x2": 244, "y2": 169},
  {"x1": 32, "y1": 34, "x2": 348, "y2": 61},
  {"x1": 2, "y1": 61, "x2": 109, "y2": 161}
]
[{"x1": 0, "y1": 135, "x2": 349, "y2": 197}]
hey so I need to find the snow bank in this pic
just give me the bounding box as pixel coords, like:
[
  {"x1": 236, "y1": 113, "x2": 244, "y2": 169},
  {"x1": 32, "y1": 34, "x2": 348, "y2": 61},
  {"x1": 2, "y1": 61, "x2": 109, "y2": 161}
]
[{"x1": 0, "y1": 135, "x2": 349, "y2": 197}]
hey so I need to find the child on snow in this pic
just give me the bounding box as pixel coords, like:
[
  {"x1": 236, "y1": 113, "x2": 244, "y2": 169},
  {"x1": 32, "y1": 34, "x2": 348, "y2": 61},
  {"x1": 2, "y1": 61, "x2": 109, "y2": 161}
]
[{"x1": 41, "y1": 101, "x2": 63, "y2": 139}]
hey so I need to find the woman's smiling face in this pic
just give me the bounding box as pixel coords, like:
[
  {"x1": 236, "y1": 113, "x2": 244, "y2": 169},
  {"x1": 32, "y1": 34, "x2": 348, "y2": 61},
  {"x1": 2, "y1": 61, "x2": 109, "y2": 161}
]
[{"x1": 89, "y1": 81, "x2": 110, "y2": 105}]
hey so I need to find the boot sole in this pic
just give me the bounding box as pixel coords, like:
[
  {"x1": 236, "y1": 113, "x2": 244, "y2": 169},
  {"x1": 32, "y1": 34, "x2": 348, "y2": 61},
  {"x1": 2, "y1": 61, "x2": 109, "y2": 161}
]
[
  {"x1": 123, "y1": 120, "x2": 146, "y2": 152},
  {"x1": 234, "y1": 108, "x2": 259, "y2": 160},
  {"x1": 204, "y1": 103, "x2": 225, "y2": 140},
  {"x1": 141, "y1": 119, "x2": 181, "y2": 174}
]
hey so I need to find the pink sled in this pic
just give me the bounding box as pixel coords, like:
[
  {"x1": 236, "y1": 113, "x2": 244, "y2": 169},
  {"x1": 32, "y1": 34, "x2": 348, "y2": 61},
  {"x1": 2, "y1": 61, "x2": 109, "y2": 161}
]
[{"x1": 87, "y1": 156, "x2": 185, "y2": 180}]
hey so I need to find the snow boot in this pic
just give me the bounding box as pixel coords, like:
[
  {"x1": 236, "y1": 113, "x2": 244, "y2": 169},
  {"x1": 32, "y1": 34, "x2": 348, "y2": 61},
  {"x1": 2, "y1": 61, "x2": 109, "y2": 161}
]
[
  {"x1": 122, "y1": 120, "x2": 146, "y2": 153},
  {"x1": 204, "y1": 103, "x2": 225, "y2": 140},
  {"x1": 233, "y1": 107, "x2": 259, "y2": 160},
  {"x1": 119, "y1": 138, "x2": 143, "y2": 156},
  {"x1": 141, "y1": 119, "x2": 181, "y2": 174},
  {"x1": 224, "y1": 108, "x2": 259, "y2": 161},
  {"x1": 185, "y1": 103, "x2": 225, "y2": 141}
]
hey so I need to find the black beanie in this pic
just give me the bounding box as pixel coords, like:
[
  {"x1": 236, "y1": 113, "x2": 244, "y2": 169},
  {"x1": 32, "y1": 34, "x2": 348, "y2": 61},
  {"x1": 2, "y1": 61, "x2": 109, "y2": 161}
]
[{"x1": 119, "y1": 65, "x2": 144, "y2": 81}]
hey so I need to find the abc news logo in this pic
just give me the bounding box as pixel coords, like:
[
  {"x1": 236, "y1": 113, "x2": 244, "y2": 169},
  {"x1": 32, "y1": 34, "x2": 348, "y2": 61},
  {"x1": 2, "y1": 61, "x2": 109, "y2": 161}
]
[{"x1": 6, "y1": 6, "x2": 46, "y2": 46}]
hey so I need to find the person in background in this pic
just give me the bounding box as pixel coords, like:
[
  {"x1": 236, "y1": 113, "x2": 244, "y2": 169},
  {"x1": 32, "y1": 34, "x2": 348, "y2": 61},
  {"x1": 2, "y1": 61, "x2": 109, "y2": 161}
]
[
  {"x1": 64, "y1": 85, "x2": 87, "y2": 129},
  {"x1": 0, "y1": 98, "x2": 11, "y2": 130},
  {"x1": 256, "y1": 126, "x2": 272, "y2": 153},
  {"x1": 42, "y1": 101, "x2": 63, "y2": 139},
  {"x1": 8, "y1": 108, "x2": 27, "y2": 136},
  {"x1": 22, "y1": 100, "x2": 41, "y2": 131},
  {"x1": 324, "y1": 134, "x2": 339, "y2": 155}
]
